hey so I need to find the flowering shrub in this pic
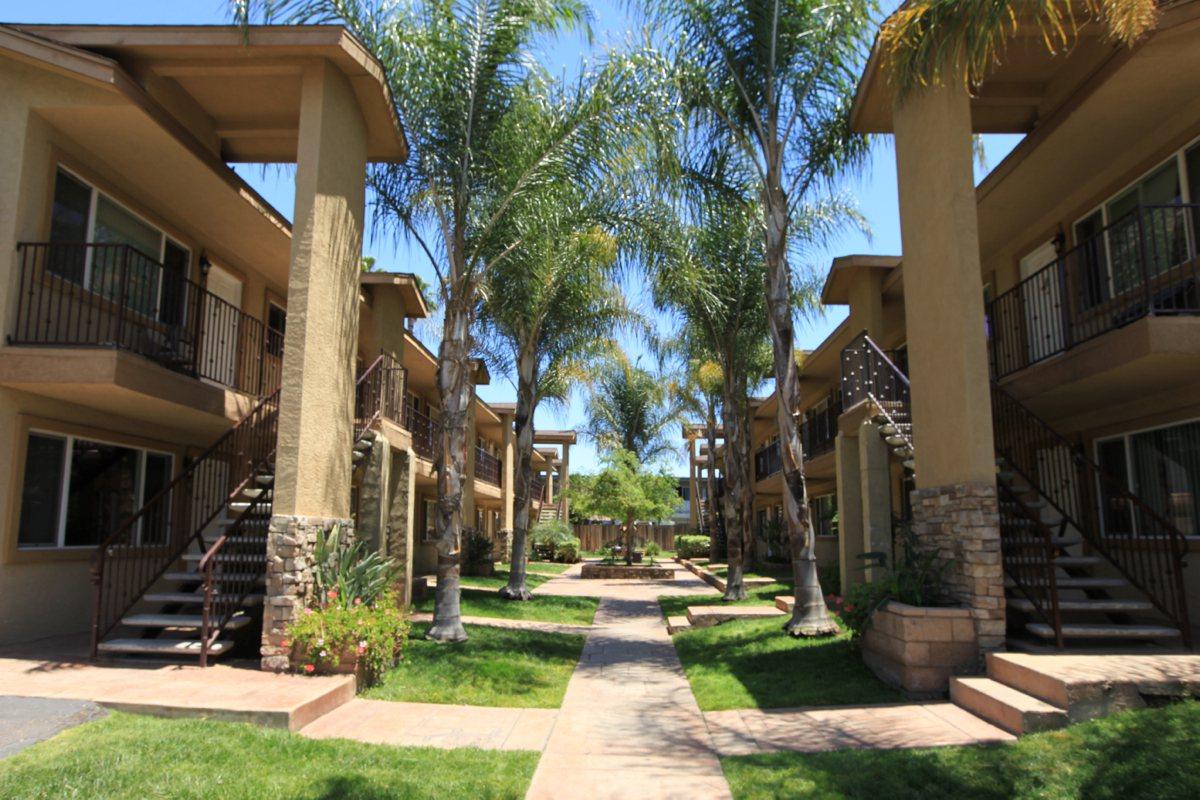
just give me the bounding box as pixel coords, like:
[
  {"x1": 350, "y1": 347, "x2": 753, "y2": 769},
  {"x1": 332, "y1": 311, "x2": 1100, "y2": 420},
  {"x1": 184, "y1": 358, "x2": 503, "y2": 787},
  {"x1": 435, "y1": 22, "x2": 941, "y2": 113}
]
[{"x1": 289, "y1": 590, "x2": 410, "y2": 682}]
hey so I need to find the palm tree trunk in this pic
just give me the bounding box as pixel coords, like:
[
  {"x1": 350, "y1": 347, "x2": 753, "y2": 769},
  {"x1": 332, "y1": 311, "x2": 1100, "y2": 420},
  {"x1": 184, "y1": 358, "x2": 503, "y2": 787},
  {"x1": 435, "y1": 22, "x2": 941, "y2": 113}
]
[
  {"x1": 720, "y1": 380, "x2": 752, "y2": 601},
  {"x1": 762, "y1": 180, "x2": 837, "y2": 637},
  {"x1": 704, "y1": 401, "x2": 721, "y2": 563},
  {"x1": 500, "y1": 350, "x2": 536, "y2": 601},
  {"x1": 624, "y1": 515, "x2": 636, "y2": 566},
  {"x1": 427, "y1": 295, "x2": 472, "y2": 642}
]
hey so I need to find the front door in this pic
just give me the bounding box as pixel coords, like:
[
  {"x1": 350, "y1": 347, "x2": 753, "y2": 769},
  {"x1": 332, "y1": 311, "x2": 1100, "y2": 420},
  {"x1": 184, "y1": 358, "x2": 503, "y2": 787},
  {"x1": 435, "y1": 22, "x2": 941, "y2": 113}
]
[
  {"x1": 1019, "y1": 241, "x2": 1063, "y2": 364},
  {"x1": 201, "y1": 264, "x2": 244, "y2": 387}
]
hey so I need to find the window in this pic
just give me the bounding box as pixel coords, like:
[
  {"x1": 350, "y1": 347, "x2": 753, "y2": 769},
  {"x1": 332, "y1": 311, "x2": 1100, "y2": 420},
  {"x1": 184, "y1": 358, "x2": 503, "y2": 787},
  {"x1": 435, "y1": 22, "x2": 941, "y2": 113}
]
[
  {"x1": 812, "y1": 494, "x2": 838, "y2": 539},
  {"x1": 266, "y1": 302, "x2": 287, "y2": 357},
  {"x1": 48, "y1": 167, "x2": 190, "y2": 321},
  {"x1": 17, "y1": 431, "x2": 173, "y2": 549},
  {"x1": 1096, "y1": 420, "x2": 1200, "y2": 537},
  {"x1": 422, "y1": 498, "x2": 438, "y2": 543}
]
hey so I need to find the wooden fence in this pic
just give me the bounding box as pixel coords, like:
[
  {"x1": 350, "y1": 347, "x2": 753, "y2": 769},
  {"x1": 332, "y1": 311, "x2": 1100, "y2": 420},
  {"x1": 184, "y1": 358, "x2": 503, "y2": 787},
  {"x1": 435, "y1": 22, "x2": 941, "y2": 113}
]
[{"x1": 573, "y1": 522, "x2": 694, "y2": 553}]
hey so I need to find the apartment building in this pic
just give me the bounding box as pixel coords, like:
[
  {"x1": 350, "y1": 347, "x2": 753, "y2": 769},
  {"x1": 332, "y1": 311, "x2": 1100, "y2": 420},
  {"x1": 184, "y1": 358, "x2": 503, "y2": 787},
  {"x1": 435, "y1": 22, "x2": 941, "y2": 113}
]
[
  {"x1": 695, "y1": 3, "x2": 1200, "y2": 651},
  {"x1": 0, "y1": 24, "x2": 518, "y2": 669}
]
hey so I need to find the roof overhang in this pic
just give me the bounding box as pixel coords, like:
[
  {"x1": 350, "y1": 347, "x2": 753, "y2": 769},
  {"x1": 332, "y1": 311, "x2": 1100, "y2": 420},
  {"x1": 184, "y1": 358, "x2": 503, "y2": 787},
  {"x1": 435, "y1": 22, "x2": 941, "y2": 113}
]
[
  {"x1": 360, "y1": 272, "x2": 430, "y2": 318},
  {"x1": 10, "y1": 24, "x2": 408, "y2": 162},
  {"x1": 534, "y1": 430, "x2": 577, "y2": 446},
  {"x1": 821, "y1": 255, "x2": 901, "y2": 305}
]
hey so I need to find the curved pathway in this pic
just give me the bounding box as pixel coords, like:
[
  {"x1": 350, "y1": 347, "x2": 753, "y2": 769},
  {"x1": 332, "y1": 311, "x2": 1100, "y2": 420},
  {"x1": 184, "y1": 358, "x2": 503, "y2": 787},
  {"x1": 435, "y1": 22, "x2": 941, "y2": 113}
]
[{"x1": 526, "y1": 563, "x2": 732, "y2": 800}]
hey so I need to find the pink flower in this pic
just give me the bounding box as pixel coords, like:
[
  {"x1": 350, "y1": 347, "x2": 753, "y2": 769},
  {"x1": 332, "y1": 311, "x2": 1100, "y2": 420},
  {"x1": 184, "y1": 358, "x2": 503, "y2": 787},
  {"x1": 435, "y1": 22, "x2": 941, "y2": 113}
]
[
  {"x1": 303, "y1": 607, "x2": 315, "y2": 616},
  {"x1": 353, "y1": 598, "x2": 363, "y2": 606},
  {"x1": 303, "y1": 663, "x2": 315, "y2": 674},
  {"x1": 280, "y1": 639, "x2": 290, "y2": 648},
  {"x1": 318, "y1": 649, "x2": 328, "y2": 658},
  {"x1": 326, "y1": 589, "x2": 338, "y2": 600},
  {"x1": 843, "y1": 603, "x2": 855, "y2": 613}
]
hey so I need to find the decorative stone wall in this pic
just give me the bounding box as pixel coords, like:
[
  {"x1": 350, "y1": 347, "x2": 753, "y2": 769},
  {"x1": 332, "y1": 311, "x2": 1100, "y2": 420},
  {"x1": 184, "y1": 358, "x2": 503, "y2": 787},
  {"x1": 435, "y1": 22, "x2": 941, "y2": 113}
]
[
  {"x1": 862, "y1": 601, "x2": 978, "y2": 696},
  {"x1": 261, "y1": 515, "x2": 354, "y2": 672},
  {"x1": 385, "y1": 449, "x2": 413, "y2": 603},
  {"x1": 356, "y1": 435, "x2": 390, "y2": 553},
  {"x1": 580, "y1": 564, "x2": 675, "y2": 580},
  {"x1": 909, "y1": 482, "x2": 1005, "y2": 651}
]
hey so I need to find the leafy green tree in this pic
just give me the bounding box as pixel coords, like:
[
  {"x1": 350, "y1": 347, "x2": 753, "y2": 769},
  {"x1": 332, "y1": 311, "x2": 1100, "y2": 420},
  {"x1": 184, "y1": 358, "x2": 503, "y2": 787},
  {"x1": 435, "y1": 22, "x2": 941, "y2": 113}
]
[
  {"x1": 237, "y1": 0, "x2": 652, "y2": 641},
  {"x1": 571, "y1": 449, "x2": 679, "y2": 565},
  {"x1": 654, "y1": 196, "x2": 772, "y2": 600},
  {"x1": 643, "y1": 0, "x2": 873, "y2": 636},
  {"x1": 479, "y1": 181, "x2": 635, "y2": 601},
  {"x1": 585, "y1": 351, "x2": 680, "y2": 464}
]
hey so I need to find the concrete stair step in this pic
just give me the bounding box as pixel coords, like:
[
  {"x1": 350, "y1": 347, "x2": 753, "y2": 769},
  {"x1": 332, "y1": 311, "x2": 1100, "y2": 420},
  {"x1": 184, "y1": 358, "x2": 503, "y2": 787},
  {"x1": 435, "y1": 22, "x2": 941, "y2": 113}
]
[
  {"x1": 685, "y1": 604, "x2": 785, "y2": 629},
  {"x1": 143, "y1": 592, "x2": 264, "y2": 605},
  {"x1": 164, "y1": 571, "x2": 266, "y2": 585},
  {"x1": 255, "y1": 474, "x2": 275, "y2": 486},
  {"x1": 183, "y1": 553, "x2": 265, "y2": 564},
  {"x1": 950, "y1": 676, "x2": 1068, "y2": 735},
  {"x1": 666, "y1": 615, "x2": 692, "y2": 635},
  {"x1": 1026, "y1": 622, "x2": 1181, "y2": 640},
  {"x1": 1004, "y1": 576, "x2": 1125, "y2": 589},
  {"x1": 1007, "y1": 597, "x2": 1154, "y2": 613},
  {"x1": 1004, "y1": 535, "x2": 1082, "y2": 549},
  {"x1": 121, "y1": 613, "x2": 252, "y2": 630},
  {"x1": 1004, "y1": 555, "x2": 1103, "y2": 568},
  {"x1": 228, "y1": 501, "x2": 272, "y2": 514},
  {"x1": 98, "y1": 638, "x2": 233, "y2": 658}
]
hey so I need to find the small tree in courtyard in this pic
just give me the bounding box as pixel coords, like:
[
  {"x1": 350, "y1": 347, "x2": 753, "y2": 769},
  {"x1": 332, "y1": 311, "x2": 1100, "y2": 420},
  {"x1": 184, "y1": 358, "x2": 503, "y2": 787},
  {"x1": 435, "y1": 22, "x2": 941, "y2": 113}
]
[{"x1": 571, "y1": 449, "x2": 678, "y2": 566}]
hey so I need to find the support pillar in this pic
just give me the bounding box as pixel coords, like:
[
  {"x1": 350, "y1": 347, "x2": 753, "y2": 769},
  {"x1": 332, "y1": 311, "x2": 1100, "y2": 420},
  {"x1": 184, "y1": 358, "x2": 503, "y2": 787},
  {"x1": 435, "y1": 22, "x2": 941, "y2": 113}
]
[
  {"x1": 262, "y1": 60, "x2": 367, "y2": 671},
  {"x1": 559, "y1": 445, "x2": 570, "y2": 520},
  {"x1": 386, "y1": 448, "x2": 416, "y2": 604},
  {"x1": 894, "y1": 78, "x2": 1003, "y2": 650},
  {"x1": 858, "y1": 421, "x2": 892, "y2": 583},
  {"x1": 835, "y1": 430, "x2": 862, "y2": 595}
]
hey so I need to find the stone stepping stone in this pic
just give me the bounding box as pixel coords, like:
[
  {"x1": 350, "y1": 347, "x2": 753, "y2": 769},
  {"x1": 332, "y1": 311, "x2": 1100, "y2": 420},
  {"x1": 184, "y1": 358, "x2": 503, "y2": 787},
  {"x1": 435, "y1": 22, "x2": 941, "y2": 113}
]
[{"x1": 685, "y1": 604, "x2": 786, "y2": 629}]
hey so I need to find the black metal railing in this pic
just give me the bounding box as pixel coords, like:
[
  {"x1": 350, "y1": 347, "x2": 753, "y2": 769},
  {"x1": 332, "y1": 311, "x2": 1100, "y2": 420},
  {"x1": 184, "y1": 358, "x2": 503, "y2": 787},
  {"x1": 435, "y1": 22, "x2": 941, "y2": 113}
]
[
  {"x1": 404, "y1": 402, "x2": 438, "y2": 461},
  {"x1": 91, "y1": 389, "x2": 280, "y2": 655},
  {"x1": 354, "y1": 351, "x2": 407, "y2": 441},
  {"x1": 475, "y1": 447, "x2": 502, "y2": 486},
  {"x1": 840, "y1": 330, "x2": 910, "y2": 411},
  {"x1": 800, "y1": 392, "x2": 842, "y2": 458},
  {"x1": 198, "y1": 490, "x2": 272, "y2": 666},
  {"x1": 991, "y1": 383, "x2": 1192, "y2": 647},
  {"x1": 989, "y1": 204, "x2": 1200, "y2": 378},
  {"x1": 13, "y1": 242, "x2": 281, "y2": 396},
  {"x1": 998, "y1": 480, "x2": 1065, "y2": 648},
  {"x1": 531, "y1": 474, "x2": 547, "y2": 504},
  {"x1": 754, "y1": 439, "x2": 781, "y2": 481}
]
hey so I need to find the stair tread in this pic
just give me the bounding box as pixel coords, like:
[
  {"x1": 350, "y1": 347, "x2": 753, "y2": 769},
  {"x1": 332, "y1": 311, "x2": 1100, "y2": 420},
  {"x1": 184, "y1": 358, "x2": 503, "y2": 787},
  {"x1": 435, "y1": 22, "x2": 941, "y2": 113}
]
[
  {"x1": 1026, "y1": 622, "x2": 1181, "y2": 639},
  {"x1": 1005, "y1": 576, "x2": 1126, "y2": 589},
  {"x1": 952, "y1": 676, "x2": 1065, "y2": 713},
  {"x1": 1007, "y1": 597, "x2": 1154, "y2": 613},
  {"x1": 164, "y1": 571, "x2": 266, "y2": 583},
  {"x1": 1004, "y1": 536, "x2": 1083, "y2": 548},
  {"x1": 120, "y1": 613, "x2": 251, "y2": 630},
  {"x1": 98, "y1": 638, "x2": 233, "y2": 656},
  {"x1": 143, "y1": 591, "x2": 264, "y2": 604},
  {"x1": 182, "y1": 553, "x2": 264, "y2": 562}
]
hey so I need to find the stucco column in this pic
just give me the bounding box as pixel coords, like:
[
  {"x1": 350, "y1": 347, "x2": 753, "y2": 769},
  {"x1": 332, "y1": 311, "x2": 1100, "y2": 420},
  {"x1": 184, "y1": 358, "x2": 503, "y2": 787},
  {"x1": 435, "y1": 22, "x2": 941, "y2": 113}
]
[
  {"x1": 847, "y1": 270, "x2": 885, "y2": 339},
  {"x1": 262, "y1": 60, "x2": 367, "y2": 671},
  {"x1": 894, "y1": 79, "x2": 1003, "y2": 651},
  {"x1": 545, "y1": 469, "x2": 554, "y2": 507},
  {"x1": 858, "y1": 421, "x2": 892, "y2": 583},
  {"x1": 835, "y1": 430, "x2": 862, "y2": 594},
  {"x1": 500, "y1": 411, "x2": 515, "y2": 561},
  {"x1": 559, "y1": 445, "x2": 570, "y2": 519}
]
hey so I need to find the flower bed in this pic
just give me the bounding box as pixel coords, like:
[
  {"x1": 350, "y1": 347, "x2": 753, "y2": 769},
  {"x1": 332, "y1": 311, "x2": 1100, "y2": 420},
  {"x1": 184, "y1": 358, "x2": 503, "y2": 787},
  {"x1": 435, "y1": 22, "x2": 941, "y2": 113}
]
[
  {"x1": 858, "y1": 601, "x2": 978, "y2": 697},
  {"x1": 289, "y1": 592, "x2": 411, "y2": 688},
  {"x1": 580, "y1": 564, "x2": 675, "y2": 580}
]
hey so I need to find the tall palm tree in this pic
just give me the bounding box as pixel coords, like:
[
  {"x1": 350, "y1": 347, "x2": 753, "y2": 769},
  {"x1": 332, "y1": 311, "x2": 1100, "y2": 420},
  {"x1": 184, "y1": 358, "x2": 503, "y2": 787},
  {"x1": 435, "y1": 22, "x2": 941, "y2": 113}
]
[
  {"x1": 237, "y1": 0, "x2": 652, "y2": 642},
  {"x1": 879, "y1": 0, "x2": 1158, "y2": 93},
  {"x1": 479, "y1": 182, "x2": 636, "y2": 601},
  {"x1": 655, "y1": 197, "x2": 772, "y2": 600},
  {"x1": 642, "y1": 0, "x2": 873, "y2": 636},
  {"x1": 585, "y1": 352, "x2": 679, "y2": 465}
]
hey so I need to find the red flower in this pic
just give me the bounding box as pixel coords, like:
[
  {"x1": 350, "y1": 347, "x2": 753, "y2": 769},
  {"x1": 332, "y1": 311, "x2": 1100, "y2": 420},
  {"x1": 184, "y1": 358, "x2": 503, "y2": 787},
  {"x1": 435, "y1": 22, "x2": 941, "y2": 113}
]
[
  {"x1": 280, "y1": 639, "x2": 290, "y2": 648},
  {"x1": 326, "y1": 589, "x2": 338, "y2": 600},
  {"x1": 303, "y1": 663, "x2": 315, "y2": 674},
  {"x1": 844, "y1": 603, "x2": 855, "y2": 613}
]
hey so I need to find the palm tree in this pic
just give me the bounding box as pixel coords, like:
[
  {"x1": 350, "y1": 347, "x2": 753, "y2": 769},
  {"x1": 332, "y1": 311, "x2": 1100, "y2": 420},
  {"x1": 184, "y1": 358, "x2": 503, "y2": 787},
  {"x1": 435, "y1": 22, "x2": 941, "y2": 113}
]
[
  {"x1": 237, "y1": 0, "x2": 652, "y2": 642},
  {"x1": 655, "y1": 197, "x2": 772, "y2": 600},
  {"x1": 642, "y1": 0, "x2": 873, "y2": 636},
  {"x1": 878, "y1": 0, "x2": 1158, "y2": 94},
  {"x1": 585, "y1": 352, "x2": 680, "y2": 465},
  {"x1": 672, "y1": 350, "x2": 724, "y2": 562},
  {"x1": 479, "y1": 182, "x2": 636, "y2": 601}
]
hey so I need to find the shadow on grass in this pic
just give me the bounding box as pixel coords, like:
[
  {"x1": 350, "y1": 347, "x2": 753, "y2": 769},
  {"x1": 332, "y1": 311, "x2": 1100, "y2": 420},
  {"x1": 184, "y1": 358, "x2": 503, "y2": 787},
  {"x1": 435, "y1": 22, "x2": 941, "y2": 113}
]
[
  {"x1": 672, "y1": 615, "x2": 900, "y2": 711},
  {"x1": 365, "y1": 623, "x2": 584, "y2": 708},
  {"x1": 722, "y1": 701, "x2": 1200, "y2": 800}
]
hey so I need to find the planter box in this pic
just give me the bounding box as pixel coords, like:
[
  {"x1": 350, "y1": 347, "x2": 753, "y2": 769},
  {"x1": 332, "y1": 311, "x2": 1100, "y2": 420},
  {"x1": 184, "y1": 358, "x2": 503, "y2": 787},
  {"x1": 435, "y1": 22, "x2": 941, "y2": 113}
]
[
  {"x1": 581, "y1": 564, "x2": 675, "y2": 580},
  {"x1": 861, "y1": 601, "x2": 979, "y2": 698}
]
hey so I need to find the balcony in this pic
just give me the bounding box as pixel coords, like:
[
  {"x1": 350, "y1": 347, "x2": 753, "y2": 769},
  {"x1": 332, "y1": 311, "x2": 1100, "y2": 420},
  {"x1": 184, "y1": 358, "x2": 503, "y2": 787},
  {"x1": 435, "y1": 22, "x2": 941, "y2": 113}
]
[
  {"x1": 474, "y1": 447, "x2": 501, "y2": 486},
  {"x1": 10, "y1": 242, "x2": 282, "y2": 398},
  {"x1": 404, "y1": 403, "x2": 437, "y2": 461},
  {"x1": 800, "y1": 392, "x2": 842, "y2": 459},
  {"x1": 754, "y1": 439, "x2": 781, "y2": 482},
  {"x1": 989, "y1": 204, "x2": 1200, "y2": 380}
]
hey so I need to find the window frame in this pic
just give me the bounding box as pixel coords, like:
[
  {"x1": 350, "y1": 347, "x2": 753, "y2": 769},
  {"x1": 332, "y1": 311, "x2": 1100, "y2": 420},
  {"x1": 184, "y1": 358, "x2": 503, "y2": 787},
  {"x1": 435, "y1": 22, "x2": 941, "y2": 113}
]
[
  {"x1": 1092, "y1": 416, "x2": 1200, "y2": 538},
  {"x1": 17, "y1": 428, "x2": 175, "y2": 551},
  {"x1": 51, "y1": 165, "x2": 192, "y2": 322}
]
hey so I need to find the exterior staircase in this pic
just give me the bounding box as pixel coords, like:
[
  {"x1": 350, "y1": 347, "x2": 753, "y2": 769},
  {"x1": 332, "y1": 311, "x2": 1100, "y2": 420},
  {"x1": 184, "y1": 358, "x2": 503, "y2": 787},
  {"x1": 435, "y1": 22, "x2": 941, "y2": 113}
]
[
  {"x1": 92, "y1": 355, "x2": 398, "y2": 665},
  {"x1": 841, "y1": 331, "x2": 1192, "y2": 652}
]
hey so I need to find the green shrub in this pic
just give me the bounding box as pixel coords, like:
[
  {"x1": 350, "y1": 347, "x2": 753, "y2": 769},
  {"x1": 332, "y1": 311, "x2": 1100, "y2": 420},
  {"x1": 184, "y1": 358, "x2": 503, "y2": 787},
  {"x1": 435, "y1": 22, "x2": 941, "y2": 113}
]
[
  {"x1": 314, "y1": 524, "x2": 402, "y2": 608},
  {"x1": 288, "y1": 591, "x2": 410, "y2": 683},
  {"x1": 644, "y1": 540, "x2": 661, "y2": 565},
  {"x1": 464, "y1": 528, "x2": 493, "y2": 565},
  {"x1": 674, "y1": 534, "x2": 710, "y2": 559},
  {"x1": 553, "y1": 537, "x2": 581, "y2": 563},
  {"x1": 529, "y1": 520, "x2": 574, "y2": 560}
]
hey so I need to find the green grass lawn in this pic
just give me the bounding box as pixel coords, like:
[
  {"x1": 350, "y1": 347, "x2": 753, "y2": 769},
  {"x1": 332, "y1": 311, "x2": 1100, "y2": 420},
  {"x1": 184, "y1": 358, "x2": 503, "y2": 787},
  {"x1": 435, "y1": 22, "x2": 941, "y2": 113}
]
[
  {"x1": 414, "y1": 587, "x2": 598, "y2": 625},
  {"x1": 524, "y1": 561, "x2": 570, "y2": 575},
  {"x1": 365, "y1": 623, "x2": 583, "y2": 708},
  {"x1": 0, "y1": 712, "x2": 538, "y2": 800},
  {"x1": 722, "y1": 701, "x2": 1200, "y2": 800},
  {"x1": 658, "y1": 581, "x2": 791, "y2": 619},
  {"x1": 670, "y1": 613, "x2": 900, "y2": 711},
  {"x1": 458, "y1": 566, "x2": 559, "y2": 591}
]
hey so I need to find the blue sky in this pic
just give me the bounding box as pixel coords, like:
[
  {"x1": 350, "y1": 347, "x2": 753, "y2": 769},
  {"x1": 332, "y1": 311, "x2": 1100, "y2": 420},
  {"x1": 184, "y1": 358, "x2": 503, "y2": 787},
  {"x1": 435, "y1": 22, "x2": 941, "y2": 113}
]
[{"x1": 1, "y1": 1, "x2": 1021, "y2": 474}]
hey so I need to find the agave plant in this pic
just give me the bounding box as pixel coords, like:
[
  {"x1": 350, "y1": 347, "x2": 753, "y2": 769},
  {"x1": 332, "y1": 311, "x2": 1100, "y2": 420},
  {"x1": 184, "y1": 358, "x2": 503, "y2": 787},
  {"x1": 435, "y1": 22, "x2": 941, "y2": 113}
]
[{"x1": 313, "y1": 524, "x2": 403, "y2": 609}]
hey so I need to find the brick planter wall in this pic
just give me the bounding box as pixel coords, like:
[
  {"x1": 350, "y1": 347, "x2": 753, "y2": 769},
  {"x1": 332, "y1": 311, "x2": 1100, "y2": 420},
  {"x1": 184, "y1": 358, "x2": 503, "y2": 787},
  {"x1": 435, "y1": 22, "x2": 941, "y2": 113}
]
[
  {"x1": 580, "y1": 564, "x2": 675, "y2": 580},
  {"x1": 862, "y1": 601, "x2": 979, "y2": 697}
]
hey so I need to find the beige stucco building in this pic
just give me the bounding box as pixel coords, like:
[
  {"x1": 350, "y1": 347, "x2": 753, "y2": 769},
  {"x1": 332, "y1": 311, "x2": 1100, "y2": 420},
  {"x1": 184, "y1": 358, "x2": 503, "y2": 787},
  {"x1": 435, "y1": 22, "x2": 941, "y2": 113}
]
[
  {"x1": 0, "y1": 24, "x2": 519, "y2": 669},
  {"x1": 692, "y1": 5, "x2": 1200, "y2": 652}
]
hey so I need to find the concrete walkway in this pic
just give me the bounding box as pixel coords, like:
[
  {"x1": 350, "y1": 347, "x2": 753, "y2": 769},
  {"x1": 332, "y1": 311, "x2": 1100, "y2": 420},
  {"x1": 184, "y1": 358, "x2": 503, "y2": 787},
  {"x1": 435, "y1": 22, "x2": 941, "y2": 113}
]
[
  {"x1": 526, "y1": 572, "x2": 733, "y2": 800},
  {"x1": 0, "y1": 696, "x2": 107, "y2": 759}
]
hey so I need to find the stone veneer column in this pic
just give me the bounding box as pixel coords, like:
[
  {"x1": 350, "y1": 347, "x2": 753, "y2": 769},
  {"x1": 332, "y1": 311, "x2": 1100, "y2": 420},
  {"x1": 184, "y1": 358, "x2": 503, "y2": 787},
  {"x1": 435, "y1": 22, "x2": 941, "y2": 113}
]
[
  {"x1": 262, "y1": 60, "x2": 367, "y2": 671},
  {"x1": 835, "y1": 430, "x2": 863, "y2": 594},
  {"x1": 357, "y1": 433, "x2": 391, "y2": 553},
  {"x1": 858, "y1": 421, "x2": 893, "y2": 584},
  {"x1": 386, "y1": 449, "x2": 417, "y2": 604},
  {"x1": 893, "y1": 76, "x2": 1003, "y2": 651}
]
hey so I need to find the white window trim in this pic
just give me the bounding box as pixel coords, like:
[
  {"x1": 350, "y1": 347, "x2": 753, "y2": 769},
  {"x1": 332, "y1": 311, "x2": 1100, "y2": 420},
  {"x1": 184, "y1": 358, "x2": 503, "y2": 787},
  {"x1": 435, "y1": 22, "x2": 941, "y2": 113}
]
[
  {"x1": 812, "y1": 493, "x2": 838, "y2": 539},
  {"x1": 1093, "y1": 416, "x2": 1200, "y2": 537},
  {"x1": 18, "y1": 429, "x2": 174, "y2": 551},
  {"x1": 56, "y1": 165, "x2": 191, "y2": 321}
]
